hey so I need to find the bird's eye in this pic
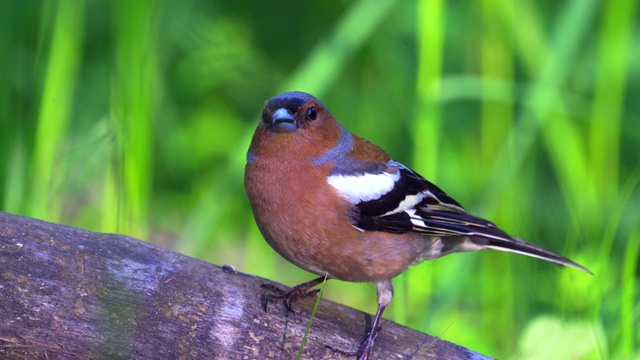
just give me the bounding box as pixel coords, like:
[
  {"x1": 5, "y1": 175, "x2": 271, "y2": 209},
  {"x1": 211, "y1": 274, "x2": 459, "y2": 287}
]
[{"x1": 307, "y1": 107, "x2": 317, "y2": 121}]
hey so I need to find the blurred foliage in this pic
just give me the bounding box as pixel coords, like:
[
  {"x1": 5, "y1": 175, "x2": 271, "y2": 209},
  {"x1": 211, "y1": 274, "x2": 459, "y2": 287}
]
[{"x1": 1, "y1": 0, "x2": 639, "y2": 358}]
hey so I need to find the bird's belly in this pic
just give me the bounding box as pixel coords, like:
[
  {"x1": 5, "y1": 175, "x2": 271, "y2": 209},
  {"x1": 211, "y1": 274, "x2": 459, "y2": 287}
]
[
  {"x1": 253, "y1": 201, "x2": 428, "y2": 282},
  {"x1": 246, "y1": 161, "x2": 428, "y2": 282}
]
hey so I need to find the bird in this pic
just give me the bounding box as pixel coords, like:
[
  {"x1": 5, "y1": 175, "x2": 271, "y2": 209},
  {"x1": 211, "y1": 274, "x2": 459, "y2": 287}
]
[{"x1": 244, "y1": 91, "x2": 591, "y2": 359}]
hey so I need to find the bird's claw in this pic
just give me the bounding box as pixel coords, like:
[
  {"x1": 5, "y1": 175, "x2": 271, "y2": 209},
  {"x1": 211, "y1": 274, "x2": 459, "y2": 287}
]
[
  {"x1": 326, "y1": 328, "x2": 379, "y2": 360},
  {"x1": 260, "y1": 282, "x2": 320, "y2": 312}
]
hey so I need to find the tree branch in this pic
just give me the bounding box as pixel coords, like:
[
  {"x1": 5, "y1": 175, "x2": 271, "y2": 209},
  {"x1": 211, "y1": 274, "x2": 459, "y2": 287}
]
[{"x1": 0, "y1": 212, "x2": 491, "y2": 359}]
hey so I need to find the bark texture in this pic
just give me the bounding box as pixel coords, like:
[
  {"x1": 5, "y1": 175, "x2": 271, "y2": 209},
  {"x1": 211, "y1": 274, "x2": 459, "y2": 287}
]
[{"x1": 0, "y1": 212, "x2": 492, "y2": 359}]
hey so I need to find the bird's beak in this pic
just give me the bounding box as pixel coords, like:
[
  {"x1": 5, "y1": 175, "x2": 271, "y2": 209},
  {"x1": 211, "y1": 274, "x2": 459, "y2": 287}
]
[{"x1": 271, "y1": 108, "x2": 297, "y2": 133}]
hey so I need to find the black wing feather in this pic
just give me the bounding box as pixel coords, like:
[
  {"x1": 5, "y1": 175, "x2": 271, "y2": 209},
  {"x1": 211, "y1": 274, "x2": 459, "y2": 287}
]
[
  {"x1": 352, "y1": 162, "x2": 466, "y2": 233},
  {"x1": 348, "y1": 160, "x2": 591, "y2": 274}
]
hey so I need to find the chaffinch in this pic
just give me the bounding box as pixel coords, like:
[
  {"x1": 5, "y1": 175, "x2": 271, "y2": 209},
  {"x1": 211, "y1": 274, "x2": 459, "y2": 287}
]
[{"x1": 244, "y1": 91, "x2": 591, "y2": 359}]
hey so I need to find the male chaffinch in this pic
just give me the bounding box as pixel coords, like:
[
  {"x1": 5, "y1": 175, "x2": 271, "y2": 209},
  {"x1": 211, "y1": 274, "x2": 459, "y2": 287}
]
[{"x1": 244, "y1": 91, "x2": 591, "y2": 360}]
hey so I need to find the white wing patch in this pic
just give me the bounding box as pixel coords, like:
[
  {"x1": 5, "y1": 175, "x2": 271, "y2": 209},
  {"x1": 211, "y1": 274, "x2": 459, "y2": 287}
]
[{"x1": 327, "y1": 171, "x2": 400, "y2": 204}]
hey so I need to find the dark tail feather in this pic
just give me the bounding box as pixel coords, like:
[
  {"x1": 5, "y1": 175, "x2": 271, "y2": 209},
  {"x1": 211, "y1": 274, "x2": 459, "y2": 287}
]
[
  {"x1": 485, "y1": 237, "x2": 592, "y2": 274},
  {"x1": 416, "y1": 209, "x2": 592, "y2": 274}
]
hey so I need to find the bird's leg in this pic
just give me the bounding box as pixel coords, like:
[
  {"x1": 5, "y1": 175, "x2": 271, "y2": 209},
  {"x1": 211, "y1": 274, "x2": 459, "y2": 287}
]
[
  {"x1": 353, "y1": 302, "x2": 386, "y2": 360},
  {"x1": 328, "y1": 280, "x2": 393, "y2": 360},
  {"x1": 260, "y1": 276, "x2": 327, "y2": 312}
]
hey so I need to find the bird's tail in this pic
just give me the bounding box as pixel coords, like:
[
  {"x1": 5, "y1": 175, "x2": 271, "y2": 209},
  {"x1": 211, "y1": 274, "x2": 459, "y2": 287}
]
[
  {"x1": 484, "y1": 236, "x2": 592, "y2": 274},
  {"x1": 417, "y1": 209, "x2": 591, "y2": 274}
]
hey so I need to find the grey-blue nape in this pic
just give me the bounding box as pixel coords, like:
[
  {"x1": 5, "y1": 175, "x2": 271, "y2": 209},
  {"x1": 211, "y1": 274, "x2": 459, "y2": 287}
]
[{"x1": 311, "y1": 125, "x2": 353, "y2": 167}]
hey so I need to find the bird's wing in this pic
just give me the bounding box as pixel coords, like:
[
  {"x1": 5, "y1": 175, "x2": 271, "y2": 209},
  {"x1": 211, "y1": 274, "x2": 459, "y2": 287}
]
[
  {"x1": 342, "y1": 160, "x2": 501, "y2": 236},
  {"x1": 329, "y1": 159, "x2": 591, "y2": 273}
]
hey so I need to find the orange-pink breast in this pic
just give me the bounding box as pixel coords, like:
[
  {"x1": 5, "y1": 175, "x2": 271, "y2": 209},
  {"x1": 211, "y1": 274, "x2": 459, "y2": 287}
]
[{"x1": 245, "y1": 158, "x2": 427, "y2": 282}]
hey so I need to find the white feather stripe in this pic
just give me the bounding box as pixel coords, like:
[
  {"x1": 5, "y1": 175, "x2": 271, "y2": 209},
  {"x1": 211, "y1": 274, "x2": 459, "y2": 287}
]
[
  {"x1": 406, "y1": 208, "x2": 428, "y2": 227},
  {"x1": 327, "y1": 171, "x2": 400, "y2": 203},
  {"x1": 381, "y1": 191, "x2": 435, "y2": 216}
]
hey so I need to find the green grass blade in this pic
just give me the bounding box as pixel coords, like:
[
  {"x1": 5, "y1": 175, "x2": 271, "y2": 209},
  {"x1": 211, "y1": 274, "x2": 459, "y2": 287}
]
[
  {"x1": 589, "y1": 0, "x2": 638, "y2": 199},
  {"x1": 414, "y1": 0, "x2": 445, "y2": 179},
  {"x1": 297, "y1": 274, "x2": 328, "y2": 359},
  {"x1": 28, "y1": 0, "x2": 86, "y2": 221},
  {"x1": 106, "y1": 0, "x2": 160, "y2": 238},
  {"x1": 406, "y1": 0, "x2": 447, "y2": 336},
  {"x1": 479, "y1": 0, "x2": 516, "y2": 341}
]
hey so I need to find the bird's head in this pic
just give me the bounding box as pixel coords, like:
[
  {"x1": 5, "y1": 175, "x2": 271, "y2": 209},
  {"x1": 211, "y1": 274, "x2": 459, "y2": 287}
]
[
  {"x1": 261, "y1": 91, "x2": 327, "y2": 133},
  {"x1": 248, "y1": 91, "x2": 343, "y2": 160}
]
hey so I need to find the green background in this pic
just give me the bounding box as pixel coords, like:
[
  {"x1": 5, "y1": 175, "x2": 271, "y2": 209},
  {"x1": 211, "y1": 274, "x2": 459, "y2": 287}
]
[{"x1": 1, "y1": 0, "x2": 638, "y2": 358}]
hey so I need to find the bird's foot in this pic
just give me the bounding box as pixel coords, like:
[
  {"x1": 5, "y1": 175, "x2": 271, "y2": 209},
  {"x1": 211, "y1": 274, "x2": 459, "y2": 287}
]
[
  {"x1": 326, "y1": 328, "x2": 379, "y2": 360},
  {"x1": 260, "y1": 277, "x2": 324, "y2": 312}
]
